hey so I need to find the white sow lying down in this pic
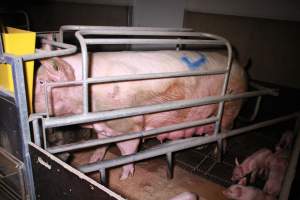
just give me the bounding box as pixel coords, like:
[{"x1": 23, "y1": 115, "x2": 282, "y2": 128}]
[{"x1": 35, "y1": 50, "x2": 247, "y2": 180}]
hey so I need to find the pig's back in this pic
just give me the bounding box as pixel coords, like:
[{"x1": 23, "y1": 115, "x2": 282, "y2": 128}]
[{"x1": 61, "y1": 50, "x2": 237, "y2": 80}]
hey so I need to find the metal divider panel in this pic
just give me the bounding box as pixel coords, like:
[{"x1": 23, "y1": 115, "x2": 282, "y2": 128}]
[
  {"x1": 29, "y1": 143, "x2": 124, "y2": 200},
  {"x1": 0, "y1": 91, "x2": 23, "y2": 161}
]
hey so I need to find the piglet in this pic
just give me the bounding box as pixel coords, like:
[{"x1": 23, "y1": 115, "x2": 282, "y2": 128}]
[
  {"x1": 263, "y1": 152, "x2": 288, "y2": 196},
  {"x1": 223, "y1": 185, "x2": 276, "y2": 200},
  {"x1": 168, "y1": 192, "x2": 198, "y2": 200},
  {"x1": 231, "y1": 148, "x2": 272, "y2": 183},
  {"x1": 275, "y1": 130, "x2": 294, "y2": 152}
]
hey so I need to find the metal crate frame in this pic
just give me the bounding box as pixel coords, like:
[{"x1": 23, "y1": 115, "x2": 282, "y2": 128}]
[{"x1": 1, "y1": 25, "x2": 299, "y2": 200}]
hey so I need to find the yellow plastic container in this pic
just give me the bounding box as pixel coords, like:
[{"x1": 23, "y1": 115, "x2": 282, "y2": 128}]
[{"x1": 0, "y1": 27, "x2": 36, "y2": 113}]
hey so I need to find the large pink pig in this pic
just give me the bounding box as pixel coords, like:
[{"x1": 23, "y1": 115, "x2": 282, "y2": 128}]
[
  {"x1": 231, "y1": 148, "x2": 273, "y2": 183},
  {"x1": 35, "y1": 50, "x2": 247, "y2": 180},
  {"x1": 223, "y1": 185, "x2": 276, "y2": 200}
]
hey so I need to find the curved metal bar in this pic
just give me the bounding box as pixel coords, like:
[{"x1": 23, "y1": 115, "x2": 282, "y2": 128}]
[
  {"x1": 75, "y1": 31, "x2": 89, "y2": 114},
  {"x1": 21, "y1": 39, "x2": 77, "y2": 61},
  {"x1": 59, "y1": 25, "x2": 193, "y2": 42},
  {"x1": 78, "y1": 29, "x2": 228, "y2": 41},
  {"x1": 0, "y1": 9, "x2": 30, "y2": 30}
]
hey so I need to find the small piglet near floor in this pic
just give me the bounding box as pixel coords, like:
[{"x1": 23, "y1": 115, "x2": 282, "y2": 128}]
[{"x1": 224, "y1": 130, "x2": 293, "y2": 199}]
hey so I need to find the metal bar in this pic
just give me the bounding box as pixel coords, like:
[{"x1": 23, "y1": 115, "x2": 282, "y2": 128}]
[
  {"x1": 21, "y1": 39, "x2": 77, "y2": 61},
  {"x1": 46, "y1": 69, "x2": 227, "y2": 88},
  {"x1": 47, "y1": 117, "x2": 218, "y2": 154},
  {"x1": 32, "y1": 119, "x2": 41, "y2": 146},
  {"x1": 99, "y1": 168, "x2": 107, "y2": 186},
  {"x1": 74, "y1": 32, "x2": 89, "y2": 114},
  {"x1": 44, "y1": 89, "x2": 275, "y2": 128},
  {"x1": 166, "y1": 152, "x2": 173, "y2": 179},
  {"x1": 59, "y1": 25, "x2": 193, "y2": 42},
  {"x1": 7, "y1": 55, "x2": 36, "y2": 199},
  {"x1": 250, "y1": 81, "x2": 279, "y2": 96},
  {"x1": 85, "y1": 38, "x2": 225, "y2": 45},
  {"x1": 214, "y1": 39, "x2": 232, "y2": 161},
  {"x1": 279, "y1": 117, "x2": 300, "y2": 200},
  {"x1": 0, "y1": 9, "x2": 30, "y2": 30},
  {"x1": 0, "y1": 36, "x2": 4, "y2": 63},
  {"x1": 250, "y1": 95, "x2": 262, "y2": 121},
  {"x1": 78, "y1": 30, "x2": 227, "y2": 41},
  {"x1": 78, "y1": 112, "x2": 299, "y2": 173}
]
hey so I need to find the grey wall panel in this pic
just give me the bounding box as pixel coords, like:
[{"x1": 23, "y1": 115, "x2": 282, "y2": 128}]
[
  {"x1": 184, "y1": 11, "x2": 300, "y2": 89},
  {"x1": 23, "y1": 2, "x2": 129, "y2": 31},
  {"x1": 0, "y1": 91, "x2": 23, "y2": 160}
]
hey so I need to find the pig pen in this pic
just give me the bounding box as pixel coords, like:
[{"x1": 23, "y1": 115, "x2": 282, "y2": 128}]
[{"x1": 0, "y1": 25, "x2": 300, "y2": 200}]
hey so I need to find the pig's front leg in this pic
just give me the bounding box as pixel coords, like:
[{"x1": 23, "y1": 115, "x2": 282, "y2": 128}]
[
  {"x1": 89, "y1": 132, "x2": 108, "y2": 163},
  {"x1": 116, "y1": 139, "x2": 140, "y2": 180}
]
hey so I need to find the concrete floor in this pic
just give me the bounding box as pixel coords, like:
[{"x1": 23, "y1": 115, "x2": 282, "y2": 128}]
[{"x1": 71, "y1": 149, "x2": 227, "y2": 200}]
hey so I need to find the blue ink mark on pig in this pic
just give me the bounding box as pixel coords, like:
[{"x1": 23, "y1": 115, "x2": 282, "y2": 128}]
[{"x1": 181, "y1": 53, "x2": 206, "y2": 70}]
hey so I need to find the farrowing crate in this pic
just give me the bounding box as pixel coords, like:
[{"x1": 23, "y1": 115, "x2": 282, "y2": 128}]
[{"x1": 1, "y1": 25, "x2": 299, "y2": 200}]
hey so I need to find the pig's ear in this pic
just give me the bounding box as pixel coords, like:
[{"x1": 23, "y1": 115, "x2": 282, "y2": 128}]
[
  {"x1": 235, "y1": 158, "x2": 240, "y2": 166},
  {"x1": 40, "y1": 57, "x2": 75, "y2": 81},
  {"x1": 52, "y1": 57, "x2": 75, "y2": 80}
]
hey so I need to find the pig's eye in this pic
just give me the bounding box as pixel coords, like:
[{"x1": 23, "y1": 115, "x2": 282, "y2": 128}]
[{"x1": 39, "y1": 80, "x2": 45, "y2": 85}]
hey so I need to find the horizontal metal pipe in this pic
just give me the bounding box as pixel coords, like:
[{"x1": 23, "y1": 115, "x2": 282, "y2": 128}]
[
  {"x1": 78, "y1": 30, "x2": 228, "y2": 42},
  {"x1": 60, "y1": 25, "x2": 192, "y2": 33},
  {"x1": 78, "y1": 112, "x2": 299, "y2": 173},
  {"x1": 249, "y1": 81, "x2": 279, "y2": 96},
  {"x1": 44, "y1": 89, "x2": 276, "y2": 128},
  {"x1": 46, "y1": 69, "x2": 228, "y2": 88},
  {"x1": 46, "y1": 117, "x2": 218, "y2": 154},
  {"x1": 59, "y1": 25, "x2": 192, "y2": 42},
  {"x1": 21, "y1": 39, "x2": 77, "y2": 61},
  {"x1": 85, "y1": 38, "x2": 225, "y2": 45}
]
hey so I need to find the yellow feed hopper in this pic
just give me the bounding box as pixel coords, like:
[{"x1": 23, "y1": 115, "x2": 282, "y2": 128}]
[{"x1": 0, "y1": 27, "x2": 36, "y2": 113}]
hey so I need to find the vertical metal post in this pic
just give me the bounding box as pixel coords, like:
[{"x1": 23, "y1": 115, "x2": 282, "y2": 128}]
[
  {"x1": 9, "y1": 56, "x2": 36, "y2": 199},
  {"x1": 75, "y1": 32, "x2": 89, "y2": 114},
  {"x1": 99, "y1": 168, "x2": 107, "y2": 186},
  {"x1": 249, "y1": 96, "x2": 262, "y2": 121},
  {"x1": 32, "y1": 118, "x2": 41, "y2": 146},
  {"x1": 214, "y1": 42, "x2": 233, "y2": 162},
  {"x1": 279, "y1": 116, "x2": 300, "y2": 200},
  {"x1": 166, "y1": 152, "x2": 173, "y2": 179},
  {"x1": 0, "y1": 37, "x2": 4, "y2": 56}
]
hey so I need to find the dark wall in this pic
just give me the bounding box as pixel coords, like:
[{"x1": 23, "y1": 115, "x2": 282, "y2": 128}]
[
  {"x1": 22, "y1": 2, "x2": 129, "y2": 31},
  {"x1": 184, "y1": 11, "x2": 300, "y2": 89}
]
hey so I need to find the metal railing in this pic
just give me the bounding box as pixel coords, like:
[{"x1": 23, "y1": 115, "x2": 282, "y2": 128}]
[
  {"x1": 33, "y1": 27, "x2": 282, "y2": 185},
  {"x1": 58, "y1": 25, "x2": 193, "y2": 42}
]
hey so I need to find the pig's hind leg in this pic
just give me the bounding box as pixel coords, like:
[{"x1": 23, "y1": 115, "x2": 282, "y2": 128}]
[{"x1": 116, "y1": 139, "x2": 140, "y2": 180}]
